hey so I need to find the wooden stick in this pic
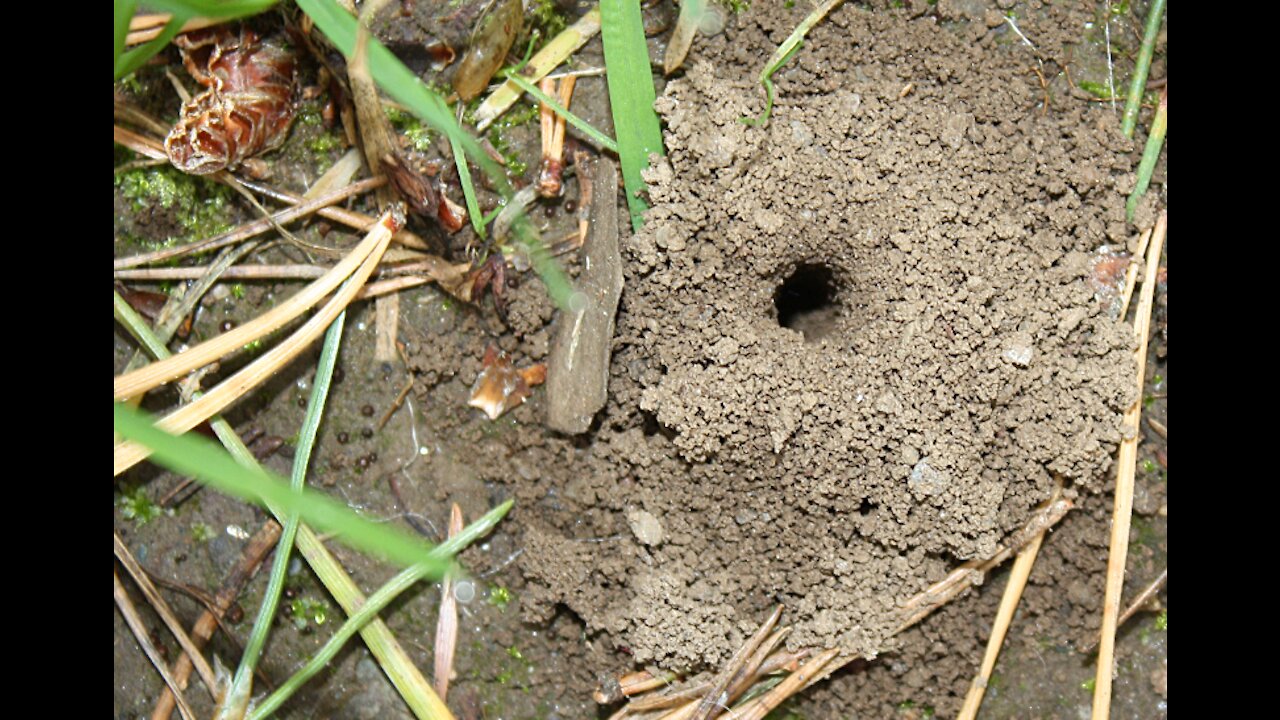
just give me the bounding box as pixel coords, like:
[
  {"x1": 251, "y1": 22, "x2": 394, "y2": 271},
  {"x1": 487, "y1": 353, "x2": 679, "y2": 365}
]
[
  {"x1": 115, "y1": 570, "x2": 199, "y2": 720},
  {"x1": 151, "y1": 521, "x2": 282, "y2": 720},
  {"x1": 958, "y1": 482, "x2": 1063, "y2": 719},
  {"x1": 1092, "y1": 210, "x2": 1166, "y2": 720}
]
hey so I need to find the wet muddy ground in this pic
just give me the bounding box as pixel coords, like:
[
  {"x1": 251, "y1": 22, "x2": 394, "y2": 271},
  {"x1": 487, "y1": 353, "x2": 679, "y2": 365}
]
[{"x1": 115, "y1": 1, "x2": 1167, "y2": 717}]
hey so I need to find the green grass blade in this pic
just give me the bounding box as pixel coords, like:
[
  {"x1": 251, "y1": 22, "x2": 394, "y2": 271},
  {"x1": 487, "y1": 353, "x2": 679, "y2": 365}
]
[
  {"x1": 451, "y1": 132, "x2": 486, "y2": 238},
  {"x1": 115, "y1": 0, "x2": 137, "y2": 78},
  {"x1": 218, "y1": 312, "x2": 346, "y2": 720},
  {"x1": 113, "y1": 0, "x2": 279, "y2": 81},
  {"x1": 116, "y1": 12, "x2": 192, "y2": 80},
  {"x1": 1120, "y1": 0, "x2": 1165, "y2": 138},
  {"x1": 114, "y1": 402, "x2": 452, "y2": 575},
  {"x1": 113, "y1": 305, "x2": 456, "y2": 719},
  {"x1": 1125, "y1": 87, "x2": 1166, "y2": 223},
  {"x1": 140, "y1": 0, "x2": 278, "y2": 15},
  {"x1": 741, "y1": 0, "x2": 845, "y2": 128},
  {"x1": 600, "y1": 0, "x2": 664, "y2": 231},
  {"x1": 247, "y1": 499, "x2": 514, "y2": 720},
  {"x1": 503, "y1": 71, "x2": 619, "y2": 153}
]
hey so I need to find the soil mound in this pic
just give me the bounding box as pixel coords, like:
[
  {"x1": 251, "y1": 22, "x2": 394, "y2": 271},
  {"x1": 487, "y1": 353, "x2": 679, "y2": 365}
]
[{"x1": 520, "y1": 3, "x2": 1135, "y2": 668}]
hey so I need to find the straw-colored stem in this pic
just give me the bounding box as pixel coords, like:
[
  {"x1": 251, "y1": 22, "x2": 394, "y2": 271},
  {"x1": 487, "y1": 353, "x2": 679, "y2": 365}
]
[
  {"x1": 1092, "y1": 211, "x2": 1166, "y2": 720},
  {"x1": 114, "y1": 534, "x2": 222, "y2": 703},
  {"x1": 473, "y1": 6, "x2": 602, "y2": 131},
  {"x1": 1117, "y1": 227, "x2": 1153, "y2": 319},
  {"x1": 114, "y1": 210, "x2": 399, "y2": 474},
  {"x1": 730, "y1": 649, "x2": 841, "y2": 720},
  {"x1": 116, "y1": 286, "x2": 448, "y2": 720},
  {"x1": 114, "y1": 209, "x2": 395, "y2": 401},
  {"x1": 433, "y1": 504, "x2": 464, "y2": 701},
  {"x1": 115, "y1": 571, "x2": 199, "y2": 720},
  {"x1": 114, "y1": 178, "x2": 381, "y2": 270}
]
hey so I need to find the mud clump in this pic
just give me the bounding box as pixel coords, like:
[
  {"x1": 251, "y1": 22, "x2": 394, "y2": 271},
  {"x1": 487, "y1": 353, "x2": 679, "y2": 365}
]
[{"x1": 519, "y1": 2, "x2": 1135, "y2": 675}]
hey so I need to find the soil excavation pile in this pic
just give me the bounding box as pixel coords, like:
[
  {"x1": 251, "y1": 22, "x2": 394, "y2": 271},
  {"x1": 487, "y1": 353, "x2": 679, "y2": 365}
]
[{"x1": 514, "y1": 3, "x2": 1136, "y2": 670}]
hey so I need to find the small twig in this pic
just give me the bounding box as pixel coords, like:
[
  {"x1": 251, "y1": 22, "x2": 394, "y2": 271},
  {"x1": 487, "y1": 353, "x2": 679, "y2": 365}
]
[
  {"x1": 1092, "y1": 211, "x2": 1166, "y2": 720},
  {"x1": 151, "y1": 520, "x2": 283, "y2": 720},
  {"x1": 376, "y1": 376, "x2": 415, "y2": 431},
  {"x1": 115, "y1": 534, "x2": 222, "y2": 703},
  {"x1": 115, "y1": 570, "x2": 199, "y2": 720},
  {"x1": 690, "y1": 604, "x2": 783, "y2": 720},
  {"x1": 114, "y1": 177, "x2": 384, "y2": 270},
  {"x1": 1078, "y1": 569, "x2": 1167, "y2": 654},
  {"x1": 433, "y1": 504, "x2": 464, "y2": 701},
  {"x1": 594, "y1": 669, "x2": 681, "y2": 704}
]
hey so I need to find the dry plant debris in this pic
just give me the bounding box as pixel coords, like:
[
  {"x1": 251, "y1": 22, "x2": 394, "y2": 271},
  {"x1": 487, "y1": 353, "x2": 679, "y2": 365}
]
[{"x1": 468, "y1": 345, "x2": 548, "y2": 420}]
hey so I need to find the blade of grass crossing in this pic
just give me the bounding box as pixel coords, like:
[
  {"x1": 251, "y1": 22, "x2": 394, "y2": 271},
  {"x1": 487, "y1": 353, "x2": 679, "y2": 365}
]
[
  {"x1": 112, "y1": 309, "x2": 456, "y2": 720},
  {"x1": 217, "y1": 312, "x2": 347, "y2": 720},
  {"x1": 599, "y1": 0, "x2": 664, "y2": 231},
  {"x1": 114, "y1": 403, "x2": 453, "y2": 575},
  {"x1": 246, "y1": 499, "x2": 513, "y2": 720},
  {"x1": 115, "y1": 0, "x2": 137, "y2": 75},
  {"x1": 502, "y1": 71, "x2": 619, "y2": 153}
]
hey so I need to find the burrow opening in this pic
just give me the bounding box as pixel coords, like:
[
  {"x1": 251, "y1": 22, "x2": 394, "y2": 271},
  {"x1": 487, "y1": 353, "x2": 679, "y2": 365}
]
[{"x1": 774, "y1": 263, "x2": 842, "y2": 342}]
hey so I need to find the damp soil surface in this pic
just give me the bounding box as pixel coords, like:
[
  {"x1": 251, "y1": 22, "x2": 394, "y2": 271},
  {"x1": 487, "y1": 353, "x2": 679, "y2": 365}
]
[{"x1": 114, "y1": 1, "x2": 1167, "y2": 718}]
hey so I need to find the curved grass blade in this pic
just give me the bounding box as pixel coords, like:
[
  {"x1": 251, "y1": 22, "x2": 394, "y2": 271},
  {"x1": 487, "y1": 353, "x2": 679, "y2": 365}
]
[{"x1": 217, "y1": 312, "x2": 347, "y2": 720}]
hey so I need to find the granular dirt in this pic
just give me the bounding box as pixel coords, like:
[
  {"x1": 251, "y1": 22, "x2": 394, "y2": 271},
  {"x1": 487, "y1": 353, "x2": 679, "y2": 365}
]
[{"x1": 511, "y1": 0, "x2": 1138, "y2": 673}]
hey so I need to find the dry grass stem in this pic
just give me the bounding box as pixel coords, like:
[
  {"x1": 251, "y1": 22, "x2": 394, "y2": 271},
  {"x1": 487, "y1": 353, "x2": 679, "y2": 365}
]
[
  {"x1": 1117, "y1": 226, "x2": 1154, "y2": 318},
  {"x1": 376, "y1": 376, "x2": 415, "y2": 431},
  {"x1": 690, "y1": 604, "x2": 783, "y2": 720},
  {"x1": 536, "y1": 76, "x2": 576, "y2": 197},
  {"x1": 723, "y1": 627, "x2": 790, "y2": 703},
  {"x1": 115, "y1": 570, "x2": 199, "y2": 720},
  {"x1": 730, "y1": 648, "x2": 841, "y2": 720},
  {"x1": 595, "y1": 670, "x2": 680, "y2": 705},
  {"x1": 1092, "y1": 211, "x2": 1166, "y2": 720},
  {"x1": 114, "y1": 178, "x2": 384, "y2": 270},
  {"x1": 958, "y1": 481, "x2": 1064, "y2": 719},
  {"x1": 433, "y1": 504, "x2": 464, "y2": 701},
  {"x1": 151, "y1": 521, "x2": 283, "y2": 720},
  {"x1": 473, "y1": 6, "x2": 602, "y2": 131},
  {"x1": 231, "y1": 178, "x2": 432, "y2": 251},
  {"x1": 896, "y1": 497, "x2": 1073, "y2": 634},
  {"x1": 114, "y1": 209, "x2": 401, "y2": 474},
  {"x1": 115, "y1": 534, "x2": 223, "y2": 702},
  {"x1": 116, "y1": 125, "x2": 169, "y2": 161},
  {"x1": 1078, "y1": 568, "x2": 1166, "y2": 654},
  {"x1": 126, "y1": 14, "x2": 222, "y2": 45},
  {"x1": 115, "y1": 209, "x2": 395, "y2": 400}
]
